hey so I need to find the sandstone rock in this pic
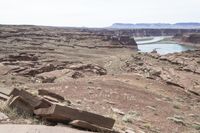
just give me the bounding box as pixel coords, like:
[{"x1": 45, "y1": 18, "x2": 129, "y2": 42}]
[
  {"x1": 36, "y1": 69, "x2": 71, "y2": 83},
  {"x1": 19, "y1": 64, "x2": 56, "y2": 77},
  {"x1": 0, "y1": 63, "x2": 13, "y2": 75},
  {"x1": 0, "y1": 93, "x2": 9, "y2": 101},
  {"x1": 38, "y1": 89, "x2": 65, "y2": 102},
  {"x1": 2, "y1": 53, "x2": 38, "y2": 62},
  {"x1": 10, "y1": 88, "x2": 52, "y2": 109},
  {"x1": 34, "y1": 104, "x2": 115, "y2": 129},
  {"x1": 110, "y1": 35, "x2": 137, "y2": 47},
  {"x1": 38, "y1": 76, "x2": 56, "y2": 83},
  {"x1": 43, "y1": 96, "x2": 59, "y2": 103},
  {"x1": 7, "y1": 96, "x2": 34, "y2": 115},
  {"x1": 68, "y1": 64, "x2": 107, "y2": 75},
  {"x1": 0, "y1": 86, "x2": 14, "y2": 96},
  {"x1": 182, "y1": 33, "x2": 200, "y2": 44},
  {"x1": 70, "y1": 120, "x2": 119, "y2": 133}
]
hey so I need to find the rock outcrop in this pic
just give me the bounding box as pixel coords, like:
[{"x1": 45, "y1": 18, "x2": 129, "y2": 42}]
[
  {"x1": 173, "y1": 33, "x2": 200, "y2": 47},
  {"x1": 0, "y1": 88, "x2": 116, "y2": 132},
  {"x1": 181, "y1": 33, "x2": 200, "y2": 44},
  {"x1": 124, "y1": 50, "x2": 200, "y2": 96}
]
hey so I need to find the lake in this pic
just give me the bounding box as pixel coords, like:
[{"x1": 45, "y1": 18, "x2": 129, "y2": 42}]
[{"x1": 138, "y1": 43, "x2": 195, "y2": 55}]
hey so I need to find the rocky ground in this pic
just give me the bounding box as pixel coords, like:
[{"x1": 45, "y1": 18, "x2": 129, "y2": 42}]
[{"x1": 0, "y1": 25, "x2": 199, "y2": 133}]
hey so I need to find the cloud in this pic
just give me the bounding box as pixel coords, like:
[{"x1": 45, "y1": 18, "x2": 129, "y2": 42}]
[{"x1": 0, "y1": 0, "x2": 199, "y2": 27}]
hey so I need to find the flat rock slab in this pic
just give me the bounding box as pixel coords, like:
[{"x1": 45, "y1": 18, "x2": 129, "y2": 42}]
[
  {"x1": 34, "y1": 104, "x2": 115, "y2": 129},
  {"x1": 70, "y1": 120, "x2": 119, "y2": 133},
  {"x1": 38, "y1": 89, "x2": 65, "y2": 101},
  {"x1": 10, "y1": 88, "x2": 51, "y2": 109},
  {"x1": 0, "y1": 93, "x2": 9, "y2": 101},
  {"x1": 0, "y1": 87, "x2": 13, "y2": 96},
  {"x1": 0, "y1": 63, "x2": 13, "y2": 75},
  {"x1": 0, "y1": 124, "x2": 92, "y2": 133},
  {"x1": 8, "y1": 96, "x2": 35, "y2": 115}
]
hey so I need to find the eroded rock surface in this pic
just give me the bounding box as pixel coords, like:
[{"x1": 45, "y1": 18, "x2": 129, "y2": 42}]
[
  {"x1": 124, "y1": 50, "x2": 200, "y2": 95},
  {"x1": 0, "y1": 25, "x2": 199, "y2": 133}
]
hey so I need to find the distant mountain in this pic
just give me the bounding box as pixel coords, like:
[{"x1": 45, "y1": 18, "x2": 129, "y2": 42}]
[{"x1": 110, "y1": 23, "x2": 200, "y2": 29}]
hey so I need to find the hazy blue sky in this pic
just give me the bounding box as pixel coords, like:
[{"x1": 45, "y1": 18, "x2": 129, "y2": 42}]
[{"x1": 0, "y1": 0, "x2": 199, "y2": 27}]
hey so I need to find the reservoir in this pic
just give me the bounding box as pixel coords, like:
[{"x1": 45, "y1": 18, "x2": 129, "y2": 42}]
[
  {"x1": 136, "y1": 37, "x2": 195, "y2": 55},
  {"x1": 138, "y1": 43, "x2": 195, "y2": 55}
]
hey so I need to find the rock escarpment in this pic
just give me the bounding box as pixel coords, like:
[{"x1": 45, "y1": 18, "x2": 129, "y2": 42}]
[
  {"x1": 181, "y1": 34, "x2": 200, "y2": 44},
  {"x1": 173, "y1": 33, "x2": 200, "y2": 47}
]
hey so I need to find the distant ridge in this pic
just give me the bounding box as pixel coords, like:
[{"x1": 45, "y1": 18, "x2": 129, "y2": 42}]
[{"x1": 110, "y1": 23, "x2": 200, "y2": 29}]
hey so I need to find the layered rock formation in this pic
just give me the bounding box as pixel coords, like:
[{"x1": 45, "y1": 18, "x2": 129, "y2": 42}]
[
  {"x1": 181, "y1": 33, "x2": 200, "y2": 44},
  {"x1": 173, "y1": 33, "x2": 200, "y2": 47},
  {"x1": 0, "y1": 25, "x2": 199, "y2": 133},
  {"x1": 0, "y1": 25, "x2": 138, "y2": 49}
]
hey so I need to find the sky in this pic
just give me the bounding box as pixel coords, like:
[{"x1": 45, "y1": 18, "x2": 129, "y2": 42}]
[{"x1": 0, "y1": 0, "x2": 199, "y2": 27}]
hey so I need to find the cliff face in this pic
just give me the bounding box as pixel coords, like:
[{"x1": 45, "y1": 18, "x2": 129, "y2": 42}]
[
  {"x1": 0, "y1": 25, "x2": 138, "y2": 49},
  {"x1": 87, "y1": 28, "x2": 200, "y2": 37},
  {"x1": 173, "y1": 33, "x2": 200, "y2": 47},
  {"x1": 108, "y1": 35, "x2": 137, "y2": 47},
  {"x1": 181, "y1": 34, "x2": 200, "y2": 44}
]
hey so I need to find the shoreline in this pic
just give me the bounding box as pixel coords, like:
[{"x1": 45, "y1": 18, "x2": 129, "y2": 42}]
[{"x1": 137, "y1": 37, "x2": 200, "y2": 49}]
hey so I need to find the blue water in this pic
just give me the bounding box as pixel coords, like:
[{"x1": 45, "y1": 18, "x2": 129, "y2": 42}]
[{"x1": 138, "y1": 43, "x2": 195, "y2": 55}]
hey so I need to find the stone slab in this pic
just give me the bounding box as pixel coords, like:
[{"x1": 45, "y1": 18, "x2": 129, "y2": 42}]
[
  {"x1": 0, "y1": 93, "x2": 9, "y2": 101},
  {"x1": 70, "y1": 120, "x2": 119, "y2": 133},
  {"x1": 10, "y1": 88, "x2": 51, "y2": 109},
  {"x1": 0, "y1": 87, "x2": 13, "y2": 96},
  {"x1": 34, "y1": 104, "x2": 115, "y2": 129},
  {"x1": 38, "y1": 89, "x2": 65, "y2": 101}
]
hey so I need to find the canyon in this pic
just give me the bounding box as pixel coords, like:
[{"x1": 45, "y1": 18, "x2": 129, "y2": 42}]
[{"x1": 0, "y1": 25, "x2": 199, "y2": 133}]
